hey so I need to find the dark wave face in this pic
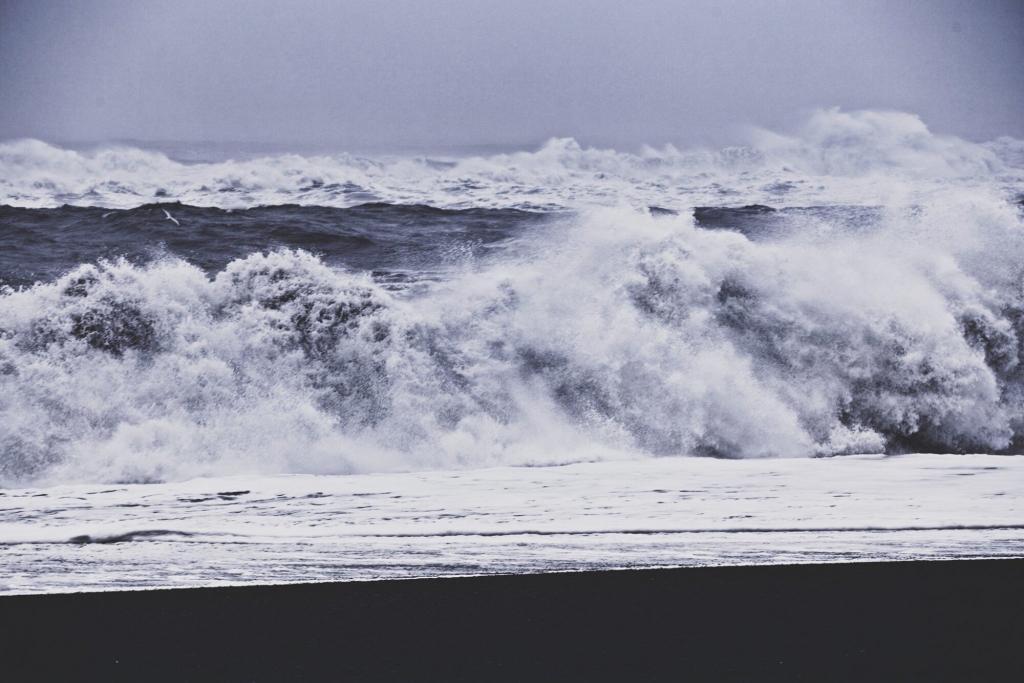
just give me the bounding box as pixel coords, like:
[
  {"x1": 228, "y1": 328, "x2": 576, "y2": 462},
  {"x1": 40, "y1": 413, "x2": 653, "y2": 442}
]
[
  {"x1": 0, "y1": 203, "x2": 549, "y2": 289},
  {"x1": 690, "y1": 204, "x2": 886, "y2": 239},
  {"x1": 0, "y1": 201, "x2": 894, "y2": 290}
]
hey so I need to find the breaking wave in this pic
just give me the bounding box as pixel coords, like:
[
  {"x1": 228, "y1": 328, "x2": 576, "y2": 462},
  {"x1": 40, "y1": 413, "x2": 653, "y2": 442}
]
[
  {"x1": 2, "y1": 185, "x2": 1024, "y2": 484},
  {"x1": 2, "y1": 109, "x2": 1022, "y2": 211}
]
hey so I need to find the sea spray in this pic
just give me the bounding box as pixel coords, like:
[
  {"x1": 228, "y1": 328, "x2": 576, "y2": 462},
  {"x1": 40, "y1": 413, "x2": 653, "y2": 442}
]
[{"x1": 2, "y1": 184, "x2": 1023, "y2": 484}]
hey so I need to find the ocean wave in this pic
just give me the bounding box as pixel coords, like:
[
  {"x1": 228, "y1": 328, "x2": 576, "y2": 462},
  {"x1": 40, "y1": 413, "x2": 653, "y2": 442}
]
[
  {"x1": 0, "y1": 202, "x2": 547, "y2": 289},
  {"x1": 2, "y1": 109, "x2": 1021, "y2": 211},
  {"x1": 2, "y1": 188, "x2": 1023, "y2": 485}
]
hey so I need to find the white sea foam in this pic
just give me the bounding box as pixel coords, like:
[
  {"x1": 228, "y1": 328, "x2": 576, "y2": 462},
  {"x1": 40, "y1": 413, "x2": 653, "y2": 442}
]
[
  {"x1": 1, "y1": 108, "x2": 1021, "y2": 210},
  {"x1": 2, "y1": 454, "x2": 1023, "y2": 593}
]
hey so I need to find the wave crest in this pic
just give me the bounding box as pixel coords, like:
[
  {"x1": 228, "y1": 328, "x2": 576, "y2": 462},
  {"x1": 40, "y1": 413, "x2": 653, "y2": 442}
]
[{"x1": 2, "y1": 109, "x2": 1020, "y2": 211}]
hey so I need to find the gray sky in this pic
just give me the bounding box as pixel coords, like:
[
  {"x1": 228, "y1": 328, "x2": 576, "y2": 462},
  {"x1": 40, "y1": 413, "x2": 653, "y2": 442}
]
[{"x1": 1, "y1": 0, "x2": 1021, "y2": 150}]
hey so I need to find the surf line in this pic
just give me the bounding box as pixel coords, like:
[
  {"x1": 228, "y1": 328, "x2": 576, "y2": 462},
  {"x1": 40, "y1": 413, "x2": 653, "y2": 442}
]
[{"x1": 285, "y1": 523, "x2": 1024, "y2": 539}]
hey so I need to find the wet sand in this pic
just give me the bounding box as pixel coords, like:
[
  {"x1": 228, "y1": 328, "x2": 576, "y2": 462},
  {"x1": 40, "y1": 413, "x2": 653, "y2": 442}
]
[{"x1": 3, "y1": 559, "x2": 1021, "y2": 681}]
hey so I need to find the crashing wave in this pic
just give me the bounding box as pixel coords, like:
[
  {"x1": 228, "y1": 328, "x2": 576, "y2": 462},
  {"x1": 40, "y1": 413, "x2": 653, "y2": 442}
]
[{"x1": 2, "y1": 184, "x2": 1023, "y2": 484}]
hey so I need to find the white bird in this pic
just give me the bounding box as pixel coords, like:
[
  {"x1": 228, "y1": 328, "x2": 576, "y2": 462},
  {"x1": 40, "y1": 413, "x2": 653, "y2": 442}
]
[{"x1": 162, "y1": 209, "x2": 180, "y2": 226}]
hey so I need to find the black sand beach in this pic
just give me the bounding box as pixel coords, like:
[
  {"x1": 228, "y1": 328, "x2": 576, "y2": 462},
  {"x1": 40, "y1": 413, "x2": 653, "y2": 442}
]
[{"x1": 3, "y1": 559, "x2": 1021, "y2": 681}]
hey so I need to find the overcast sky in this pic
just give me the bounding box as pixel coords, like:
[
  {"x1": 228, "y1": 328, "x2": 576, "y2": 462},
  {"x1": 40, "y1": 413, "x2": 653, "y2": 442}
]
[{"x1": 1, "y1": 0, "x2": 1021, "y2": 150}]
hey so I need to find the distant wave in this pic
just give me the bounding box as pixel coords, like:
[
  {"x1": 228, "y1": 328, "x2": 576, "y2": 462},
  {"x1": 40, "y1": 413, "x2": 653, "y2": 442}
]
[
  {"x1": 2, "y1": 186, "x2": 1024, "y2": 484},
  {"x1": 2, "y1": 108, "x2": 1022, "y2": 211}
]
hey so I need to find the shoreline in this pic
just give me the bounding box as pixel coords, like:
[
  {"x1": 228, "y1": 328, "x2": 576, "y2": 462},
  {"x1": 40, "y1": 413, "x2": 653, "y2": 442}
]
[{"x1": 3, "y1": 453, "x2": 1022, "y2": 594}]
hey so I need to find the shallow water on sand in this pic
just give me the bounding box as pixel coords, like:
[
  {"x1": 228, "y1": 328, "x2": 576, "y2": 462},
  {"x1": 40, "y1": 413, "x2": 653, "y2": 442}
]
[{"x1": 2, "y1": 453, "x2": 1021, "y2": 594}]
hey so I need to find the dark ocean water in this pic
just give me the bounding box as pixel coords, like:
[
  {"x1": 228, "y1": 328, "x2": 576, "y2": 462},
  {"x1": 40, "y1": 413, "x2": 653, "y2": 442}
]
[
  {"x1": 0, "y1": 203, "x2": 550, "y2": 289},
  {"x1": 0, "y1": 202, "x2": 895, "y2": 290}
]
